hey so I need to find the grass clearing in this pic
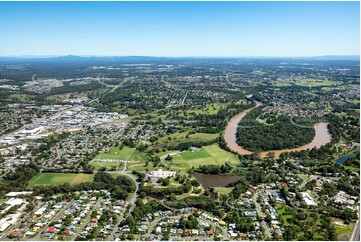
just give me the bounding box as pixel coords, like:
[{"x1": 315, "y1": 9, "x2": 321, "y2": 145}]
[
  {"x1": 214, "y1": 187, "x2": 233, "y2": 195},
  {"x1": 334, "y1": 223, "x2": 355, "y2": 236},
  {"x1": 167, "y1": 143, "x2": 239, "y2": 170},
  {"x1": 91, "y1": 161, "x2": 124, "y2": 171},
  {"x1": 7, "y1": 93, "x2": 32, "y2": 101},
  {"x1": 274, "y1": 83, "x2": 292, "y2": 87},
  {"x1": 184, "y1": 103, "x2": 227, "y2": 115},
  {"x1": 127, "y1": 163, "x2": 153, "y2": 172},
  {"x1": 28, "y1": 173, "x2": 94, "y2": 187},
  {"x1": 295, "y1": 79, "x2": 340, "y2": 87},
  {"x1": 95, "y1": 146, "x2": 147, "y2": 162},
  {"x1": 188, "y1": 133, "x2": 218, "y2": 140},
  {"x1": 151, "y1": 131, "x2": 219, "y2": 151},
  {"x1": 0, "y1": 198, "x2": 9, "y2": 204}
]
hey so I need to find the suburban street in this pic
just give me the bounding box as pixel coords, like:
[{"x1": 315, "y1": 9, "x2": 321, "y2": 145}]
[
  {"x1": 252, "y1": 192, "x2": 272, "y2": 239},
  {"x1": 72, "y1": 198, "x2": 103, "y2": 240},
  {"x1": 350, "y1": 219, "x2": 360, "y2": 241}
]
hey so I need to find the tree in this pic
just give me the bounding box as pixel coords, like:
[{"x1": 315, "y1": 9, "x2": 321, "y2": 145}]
[{"x1": 191, "y1": 180, "x2": 200, "y2": 187}]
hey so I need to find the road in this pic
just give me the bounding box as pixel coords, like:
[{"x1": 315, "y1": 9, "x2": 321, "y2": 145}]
[
  {"x1": 225, "y1": 198, "x2": 242, "y2": 211},
  {"x1": 161, "y1": 75, "x2": 173, "y2": 88},
  {"x1": 226, "y1": 194, "x2": 272, "y2": 239},
  {"x1": 298, "y1": 174, "x2": 317, "y2": 189},
  {"x1": 31, "y1": 200, "x2": 73, "y2": 240},
  {"x1": 203, "y1": 217, "x2": 229, "y2": 240},
  {"x1": 0, "y1": 201, "x2": 44, "y2": 241},
  {"x1": 72, "y1": 197, "x2": 103, "y2": 240},
  {"x1": 147, "y1": 215, "x2": 182, "y2": 236},
  {"x1": 252, "y1": 192, "x2": 272, "y2": 239},
  {"x1": 224, "y1": 72, "x2": 248, "y2": 88},
  {"x1": 180, "y1": 90, "x2": 188, "y2": 105},
  {"x1": 350, "y1": 219, "x2": 360, "y2": 241},
  {"x1": 88, "y1": 77, "x2": 131, "y2": 104},
  {"x1": 108, "y1": 170, "x2": 140, "y2": 240}
]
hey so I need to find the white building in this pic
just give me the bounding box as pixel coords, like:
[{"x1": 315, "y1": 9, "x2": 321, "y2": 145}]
[
  {"x1": 148, "y1": 169, "x2": 176, "y2": 179},
  {"x1": 301, "y1": 192, "x2": 317, "y2": 206}
]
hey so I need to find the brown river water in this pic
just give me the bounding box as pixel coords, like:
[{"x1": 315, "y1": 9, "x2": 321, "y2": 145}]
[{"x1": 224, "y1": 102, "x2": 332, "y2": 158}]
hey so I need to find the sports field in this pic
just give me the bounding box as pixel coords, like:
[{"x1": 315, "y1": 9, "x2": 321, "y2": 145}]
[
  {"x1": 27, "y1": 173, "x2": 94, "y2": 187},
  {"x1": 91, "y1": 161, "x2": 124, "y2": 171},
  {"x1": 95, "y1": 146, "x2": 147, "y2": 162},
  {"x1": 168, "y1": 143, "x2": 239, "y2": 170}
]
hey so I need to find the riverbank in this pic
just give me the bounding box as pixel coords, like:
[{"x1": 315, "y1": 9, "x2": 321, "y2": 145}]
[{"x1": 224, "y1": 103, "x2": 332, "y2": 158}]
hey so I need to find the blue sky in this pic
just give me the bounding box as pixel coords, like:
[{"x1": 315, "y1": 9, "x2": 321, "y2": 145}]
[{"x1": 0, "y1": 1, "x2": 359, "y2": 57}]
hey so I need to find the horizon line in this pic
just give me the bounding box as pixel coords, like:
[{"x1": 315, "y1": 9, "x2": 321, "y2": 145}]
[{"x1": 0, "y1": 54, "x2": 359, "y2": 59}]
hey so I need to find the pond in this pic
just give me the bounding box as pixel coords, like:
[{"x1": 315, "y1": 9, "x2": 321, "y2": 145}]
[
  {"x1": 193, "y1": 172, "x2": 242, "y2": 189},
  {"x1": 336, "y1": 150, "x2": 360, "y2": 164}
]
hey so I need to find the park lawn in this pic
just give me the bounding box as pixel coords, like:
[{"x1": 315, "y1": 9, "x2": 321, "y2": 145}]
[
  {"x1": 130, "y1": 149, "x2": 148, "y2": 162},
  {"x1": 157, "y1": 131, "x2": 190, "y2": 143},
  {"x1": 334, "y1": 223, "x2": 355, "y2": 236},
  {"x1": 95, "y1": 146, "x2": 135, "y2": 160},
  {"x1": 168, "y1": 144, "x2": 239, "y2": 170},
  {"x1": 184, "y1": 103, "x2": 227, "y2": 115},
  {"x1": 7, "y1": 93, "x2": 32, "y2": 101},
  {"x1": 343, "y1": 165, "x2": 360, "y2": 173},
  {"x1": 273, "y1": 82, "x2": 292, "y2": 87},
  {"x1": 0, "y1": 198, "x2": 9, "y2": 204},
  {"x1": 214, "y1": 187, "x2": 233, "y2": 195},
  {"x1": 348, "y1": 99, "x2": 360, "y2": 105},
  {"x1": 95, "y1": 146, "x2": 147, "y2": 162},
  {"x1": 28, "y1": 173, "x2": 94, "y2": 187},
  {"x1": 127, "y1": 163, "x2": 153, "y2": 172},
  {"x1": 295, "y1": 79, "x2": 340, "y2": 87},
  {"x1": 91, "y1": 161, "x2": 124, "y2": 171},
  {"x1": 236, "y1": 99, "x2": 249, "y2": 105},
  {"x1": 152, "y1": 132, "x2": 218, "y2": 151},
  {"x1": 188, "y1": 133, "x2": 218, "y2": 140}
]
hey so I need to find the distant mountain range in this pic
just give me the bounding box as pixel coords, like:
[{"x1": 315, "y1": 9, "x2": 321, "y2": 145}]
[
  {"x1": 0, "y1": 54, "x2": 359, "y2": 60},
  {"x1": 0, "y1": 55, "x2": 359, "y2": 64}
]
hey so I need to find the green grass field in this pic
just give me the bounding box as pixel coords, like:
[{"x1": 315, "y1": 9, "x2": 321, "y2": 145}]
[
  {"x1": 167, "y1": 144, "x2": 239, "y2": 170},
  {"x1": 0, "y1": 198, "x2": 9, "y2": 204},
  {"x1": 214, "y1": 187, "x2": 233, "y2": 195},
  {"x1": 95, "y1": 146, "x2": 147, "y2": 162},
  {"x1": 27, "y1": 173, "x2": 94, "y2": 187},
  {"x1": 153, "y1": 132, "x2": 218, "y2": 151},
  {"x1": 295, "y1": 79, "x2": 340, "y2": 87},
  {"x1": 273, "y1": 82, "x2": 292, "y2": 87},
  {"x1": 7, "y1": 94, "x2": 32, "y2": 101},
  {"x1": 188, "y1": 133, "x2": 218, "y2": 140},
  {"x1": 184, "y1": 103, "x2": 227, "y2": 115},
  {"x1": 91, "y1": 161, "x2": 124, "y2": 171},
  {"x1": 334, "y1": 223, "x2": 355, "y2": 237}
]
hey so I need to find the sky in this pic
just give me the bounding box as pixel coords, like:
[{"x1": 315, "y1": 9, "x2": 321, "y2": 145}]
[{"x1": 0, "y1": 1, "x2": 359, "y2": 57}]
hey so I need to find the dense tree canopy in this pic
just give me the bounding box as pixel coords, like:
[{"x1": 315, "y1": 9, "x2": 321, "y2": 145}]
[{"x1": 236, "y1": 108, "x2": 315, "y2": 151}]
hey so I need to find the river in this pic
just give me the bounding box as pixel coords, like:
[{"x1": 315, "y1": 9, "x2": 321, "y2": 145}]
[{"x1": 224, "y1": 102, "x2": 332, "y2": 158}]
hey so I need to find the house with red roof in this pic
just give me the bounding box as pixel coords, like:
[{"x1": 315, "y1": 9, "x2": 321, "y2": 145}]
[
  {"x1": 46, "y1": 226, "x2": 55, "y2": 233},
  {"x1": 90, "y1": 217, "x2": 98, "y2": 223},
  {"x1": 10, "y1": 230, "x2": 21, "y2": 237}
]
